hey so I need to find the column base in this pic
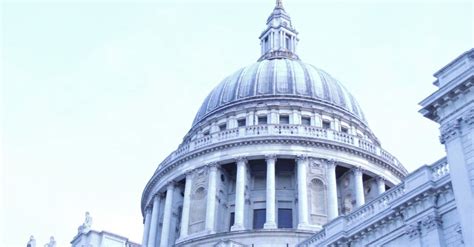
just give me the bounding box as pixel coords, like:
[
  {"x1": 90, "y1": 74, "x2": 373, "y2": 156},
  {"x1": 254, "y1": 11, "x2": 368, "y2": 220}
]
[
  {"x1": 263, "y1": 222, "x2": 277, "y2": 229},
  {"x1": 231, "y1": 224, "x2": 245, "y2": 231}
]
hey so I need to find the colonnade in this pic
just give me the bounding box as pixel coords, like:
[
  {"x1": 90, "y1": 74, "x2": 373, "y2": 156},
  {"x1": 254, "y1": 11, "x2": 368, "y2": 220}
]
[{"x1": 141, "y1": 156, "x2": 387, "y2": 246}]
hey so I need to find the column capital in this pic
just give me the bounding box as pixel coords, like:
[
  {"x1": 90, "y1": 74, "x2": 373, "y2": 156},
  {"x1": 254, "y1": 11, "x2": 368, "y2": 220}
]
[
  {"x1": 235, "y1": 156, "x2": 248, "y2": 164},
  {"x1": 463, "y1": 107, "x2": 474, "y2": 126},
  {"x1": 206, "y1": 162, "x2": 219, "y2": 169},
  {"x1": 153, "y1": 192, "x2": 165, "y2": 199},
  {"x1": 421, "y1": 214, "x2": 443, "y2": 231},
  {"x1": 166, "y1": 180, "x2": 177, "y2": 189},
  {"x1": 145, "y1": 205, "x2": 153, "y2": 214},
  {"x1": 376, "y1": 175, "x2": 386, "y2": 182},
  {"x1": 324, "y1": 159, "x2": 337, "y2": 169},
  {"x1": 296, "y1": 154, "x2": 308, "y2": 162},
  {"x1": 404, "y1": 223, "x2": 421, "y2": 239},
  {"x1": 184, "y1": 168, "x2": 196, "y2": 177},
  {"x1": 351, "y1": 166, "x2": 364, "y2": 175},
  {"x1": 440, "y1": 119, "x2": 461, "y2": 144},
  {"x1": 265, "y1": 154, "x2": 277, "y2": 162}
]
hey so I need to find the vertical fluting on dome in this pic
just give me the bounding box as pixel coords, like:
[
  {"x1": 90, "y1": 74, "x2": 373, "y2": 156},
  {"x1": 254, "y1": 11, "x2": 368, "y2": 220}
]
[{"x1": 258, "y1": 0, "x2": 300, "y2": 61}]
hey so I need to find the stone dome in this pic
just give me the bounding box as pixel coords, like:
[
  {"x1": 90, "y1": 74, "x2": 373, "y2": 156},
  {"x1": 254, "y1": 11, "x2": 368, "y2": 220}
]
[{"x1": 192, "y1": 58, "x2": 366, "y2": 127}]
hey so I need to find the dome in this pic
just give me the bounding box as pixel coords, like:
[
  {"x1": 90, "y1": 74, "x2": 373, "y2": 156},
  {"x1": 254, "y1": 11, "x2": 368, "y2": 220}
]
[{"x1": 192, "y1": 58, "x2": 366, "y2": 126}]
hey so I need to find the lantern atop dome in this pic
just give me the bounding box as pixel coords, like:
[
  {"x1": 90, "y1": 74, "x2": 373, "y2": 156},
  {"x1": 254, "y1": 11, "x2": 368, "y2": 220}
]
[{"x1": 258, "y1": 0, "x2": 299, "y2": 61}]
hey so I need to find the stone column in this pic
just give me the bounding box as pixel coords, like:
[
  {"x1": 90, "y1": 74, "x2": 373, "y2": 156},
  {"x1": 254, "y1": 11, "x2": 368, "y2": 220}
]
[
  {"x1": 264, "y1": 154, "x2": 277, "y2": 229},
  {"x1": 160, "y1": 183, "x2": 175, "y2": 247},
  {"x1": 147, "y1": 194, "x2": 161, "y2": 247},
  {"x1": 353, "y1": 168, "x2": 365, "y2": 207},
  {"x1": 179, "y1": 171, "x2": 193, "y2": 238},
  {"x1": 205, "y1": 163, "x2": 218, "y2": 233},
  {"x1": 142, "y1": 208, "x2": 152, "y2": 247},
  {"x1": 231, "y1": 157, "x2": 247, "y2": 231},
  {"x1": 376, "y1": 176, "x2": 386, "y2": 195},
  {"x1": 326, "y1": 160, "x2": 339, "y2": 220},
  {"x1": 297, "y1": 155, "x2": 310, "y2": 229}
]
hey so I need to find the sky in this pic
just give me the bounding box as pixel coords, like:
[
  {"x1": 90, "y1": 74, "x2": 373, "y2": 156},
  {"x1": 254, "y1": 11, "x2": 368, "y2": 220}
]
[{"x1": 1, "y1": 0, "x2": 473, "y2": 246}]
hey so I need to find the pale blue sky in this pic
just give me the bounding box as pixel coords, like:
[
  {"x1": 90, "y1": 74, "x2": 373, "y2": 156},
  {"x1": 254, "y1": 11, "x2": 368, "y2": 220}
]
[{"x1": 1, "y1": 0, "x2": 472, "y2": 246}]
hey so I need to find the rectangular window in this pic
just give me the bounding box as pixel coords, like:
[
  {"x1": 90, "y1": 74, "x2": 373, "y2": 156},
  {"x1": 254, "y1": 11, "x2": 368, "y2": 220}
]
[
  {"x1": 258, "y1": 116, "x2": 268, "y2": 125},
  {"x1": 203, "y1": 131, "x2": 210, "y2": 136},
  {"x1": 278, "y1": 208, "x2": 293, "y2": 228},
  {"x1": 237, "y1": 118, "x2": 246, "y2": 127},
  {"x1": 301, "y1": 117, "x2": 311, "y2": 126},
  {"x1": 253, "y1": 209, "x2": 266, "y2": 229},
  {"x1": 219, "y1": 123, "x2": 227, "y2": 131},
  {"x1": 341, "y1": 127, "x2": 349, "y2": 133},
  {"x1": 229, "y1": 212, "x2": 235, "y2": 231},
  {"x1": 322, "y1": 121, "x2": 331, "y2": 129},
  {"x1": 279, "y1": 115, "x2": 290, "y2": 124}
]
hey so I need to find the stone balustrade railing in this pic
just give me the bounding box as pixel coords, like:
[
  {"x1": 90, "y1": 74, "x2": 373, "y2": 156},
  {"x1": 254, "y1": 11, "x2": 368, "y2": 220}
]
[
  {"x1": 431, "y1": 159, "x2": 450, "y2": 181},
  {"x1": 298, "y1": 158, "x2": 449, "y2": 247},
  {"x1": 158, "y1": 124, "x2": 406, "y2": 174}
]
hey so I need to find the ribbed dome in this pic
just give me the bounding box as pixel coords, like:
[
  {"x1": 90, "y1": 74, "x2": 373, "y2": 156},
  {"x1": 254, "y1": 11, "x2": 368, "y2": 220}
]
[{"x1": 193, "y1": 58, "x2": 366, "y2": 126}]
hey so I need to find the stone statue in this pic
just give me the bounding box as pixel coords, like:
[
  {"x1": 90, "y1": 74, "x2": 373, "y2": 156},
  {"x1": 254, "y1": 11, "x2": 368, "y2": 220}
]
[
  {"x1": 46, "y1": 236, "x2": 56, "y2": 247},
  {"x1": 77, "y1": 211, "x2": 93, "y2": 234},
  {"x1": 27, "y1": 235, "x2": 36, "y2": 247}
]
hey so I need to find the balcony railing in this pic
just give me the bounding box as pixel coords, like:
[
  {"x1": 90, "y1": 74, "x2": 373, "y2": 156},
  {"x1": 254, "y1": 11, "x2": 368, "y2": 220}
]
[{"x1": 160, "y1": 124, "x2": 406, "y2": 173}]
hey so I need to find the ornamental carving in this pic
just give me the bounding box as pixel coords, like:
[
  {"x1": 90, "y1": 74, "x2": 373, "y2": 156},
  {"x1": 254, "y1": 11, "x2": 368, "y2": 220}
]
[
  {"x1": 463, "y1": 108, "x2": 474, "y2": 126},
  {"x1": 235, "y1": 156, "x2": 248, "y2": 164},
  {"x1": 296, "y1": 154, "x2": 309, "y2": 162},
  {"x1": 421, "y1": 215, "x2": 442, "y2": 230},
  {"x1": 439, "y1": 120, "x2": 461, "y2": 144},
  {"x1": 265, "y1": 154, "x2": 277, "y2": 161},
  {"x1": 324, "y1": 159, "x2": 337, "y2": 169},
  {"x1": 404, "y1": 223, "x2": 421, "y2": 239},
  {"x1": 308, "y1": 159, "x2": 325, "y2": 176}
]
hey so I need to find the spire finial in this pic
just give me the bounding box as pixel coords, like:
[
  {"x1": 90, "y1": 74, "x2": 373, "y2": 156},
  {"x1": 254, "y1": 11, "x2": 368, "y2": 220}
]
[{"x1": 276, "y1": 0, "x2": 283, "y2": 8}]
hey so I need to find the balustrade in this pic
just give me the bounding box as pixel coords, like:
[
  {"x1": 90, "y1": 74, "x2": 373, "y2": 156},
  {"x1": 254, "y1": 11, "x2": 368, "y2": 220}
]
[{"x1": 156, "y1": 124, "x2": 403, "y2": 173}]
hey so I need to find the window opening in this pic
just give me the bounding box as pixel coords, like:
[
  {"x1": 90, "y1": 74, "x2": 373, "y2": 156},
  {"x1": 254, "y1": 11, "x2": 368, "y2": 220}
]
[
  {"x1": 279, "y1": 115, "x2": 290, "y2": 124},
  {"x1": 258, "y1": 116, "x2": 268, "y2": 125},
  {"x1": 278, "y1": 208, "x2": 293, "y2": 228},
  {"x1": 253, "y1": 209, "x2": 266, "y2": 229}
]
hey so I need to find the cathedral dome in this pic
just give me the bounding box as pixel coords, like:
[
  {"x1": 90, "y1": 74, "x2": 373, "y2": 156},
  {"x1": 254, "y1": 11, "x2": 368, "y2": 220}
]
[
  {"x1": 141, "y1": 2, "x2": 408, "y2": 247},
  {"x1": 192, "y1": 59, "x2": 366, "y2": 127}
]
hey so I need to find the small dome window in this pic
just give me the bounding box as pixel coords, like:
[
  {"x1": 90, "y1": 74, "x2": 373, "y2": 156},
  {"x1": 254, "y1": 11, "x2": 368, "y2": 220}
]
[
  {"x1": 279, "y1": 115, "x2": 290, "y2": 124},
  {"x1": 237, "y1": 118, "x2": 246, "y2": 127},
  {"x1": 258, "y1": 116, "x2": 268, "y2": 125},
  {"x1": 302, "y1": 117, "x2": 311, "y2": 126}
]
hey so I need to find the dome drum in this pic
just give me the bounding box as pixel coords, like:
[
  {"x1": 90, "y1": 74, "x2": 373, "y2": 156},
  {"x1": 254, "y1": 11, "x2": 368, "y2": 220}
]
[{"x1": 141, "y1": 150, "x2": 401, "y2": 246}]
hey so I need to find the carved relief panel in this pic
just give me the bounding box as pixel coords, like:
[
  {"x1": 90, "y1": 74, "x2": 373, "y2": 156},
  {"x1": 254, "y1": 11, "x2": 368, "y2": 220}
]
[{"x1": 188, "y1": 167, "x2": 208, "y2": 234}]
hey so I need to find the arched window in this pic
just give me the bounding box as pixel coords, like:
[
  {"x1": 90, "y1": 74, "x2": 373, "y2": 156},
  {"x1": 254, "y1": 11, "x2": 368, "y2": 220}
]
[{"x1": 310, "y1": 178, "x2": 327, "y2": 225}]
